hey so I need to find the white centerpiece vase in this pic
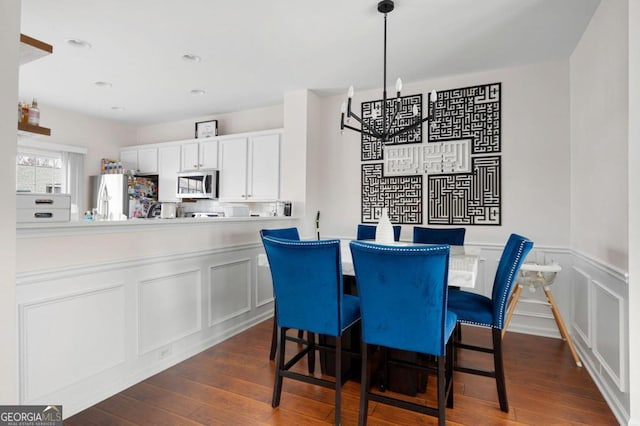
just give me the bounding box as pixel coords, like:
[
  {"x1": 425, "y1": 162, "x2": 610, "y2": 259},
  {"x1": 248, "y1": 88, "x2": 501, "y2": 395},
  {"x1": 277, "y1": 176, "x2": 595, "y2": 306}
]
[{"x1": 375, "y1": 208, "x2": 394, "y2": 243}]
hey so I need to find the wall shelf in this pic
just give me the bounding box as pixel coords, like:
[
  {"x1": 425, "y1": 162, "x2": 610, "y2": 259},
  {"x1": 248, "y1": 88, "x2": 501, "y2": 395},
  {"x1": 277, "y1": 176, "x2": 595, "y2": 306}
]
[
  {"x1": 18, "y1": 34, "x2": 53, "y2": 136},
  {"x1": 18, "y1": 122, "x2": 51, "y2": 137},
  {"x1": 19, "y1": 34, "x2": 53, "y2": 66}
]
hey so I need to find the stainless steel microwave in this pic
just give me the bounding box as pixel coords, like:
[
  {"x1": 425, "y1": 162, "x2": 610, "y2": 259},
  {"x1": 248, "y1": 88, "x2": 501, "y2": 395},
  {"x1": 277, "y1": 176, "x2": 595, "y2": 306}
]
[{"x1": 176, "y1": 170, "x2": 219, "y2": 199}]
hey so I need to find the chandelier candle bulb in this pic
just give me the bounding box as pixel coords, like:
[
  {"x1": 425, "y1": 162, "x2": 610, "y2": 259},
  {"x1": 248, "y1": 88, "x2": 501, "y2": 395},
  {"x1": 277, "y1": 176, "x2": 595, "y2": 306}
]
[{"x1": 395, "y1": 77, "x2": 402, "y2": 96}]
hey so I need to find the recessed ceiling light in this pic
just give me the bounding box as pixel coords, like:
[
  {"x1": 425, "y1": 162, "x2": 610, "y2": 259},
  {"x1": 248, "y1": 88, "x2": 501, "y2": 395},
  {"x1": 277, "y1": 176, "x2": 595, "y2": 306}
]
[
  {"x1": 65, "y1": 38, "x2": 92, "y2": 49},
  {"x1": 182, "y1": 53, "x2": 202, "y2": 62},
  {"x1": 190, "y1": 89, "x2": 206, "y2": 95},
  {"x1": 94, "y1": 81, "x2": 112, "y2": 88},
  {"x1": 110, "y1": 106, "x2": 125, "y2": 111}
]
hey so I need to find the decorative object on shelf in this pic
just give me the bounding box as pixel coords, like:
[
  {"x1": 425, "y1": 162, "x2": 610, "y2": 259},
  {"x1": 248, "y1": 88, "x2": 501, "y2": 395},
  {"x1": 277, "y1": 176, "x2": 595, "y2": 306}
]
[
  {"x1": 340, "y1": 0, "x2": 437, "y2": 145},
  {"x1": 195, "y1": 119, "x2": 218, "y2": 138},
  {"x1": 374, "y1": 207, "x2": 394, "y2": 243},
  {"x1": 28, "y1": 99, "x2": 40, "y2": 126}
]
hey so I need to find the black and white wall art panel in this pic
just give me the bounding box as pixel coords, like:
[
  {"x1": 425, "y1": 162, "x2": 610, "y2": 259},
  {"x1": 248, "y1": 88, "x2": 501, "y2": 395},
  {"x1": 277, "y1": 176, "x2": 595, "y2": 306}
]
[
  {"x1": 428, "y1": 156, "x2": 501, "y2": 225},
  {"x1": 360, "y1": 82, "x2": 502, "y2": 226},
  {"x1": 361, "y1": 94, "x2": 422, "y2": 161},
  {"x1": 361, "y1": 163, "x2": 422, "y2": 224},
  {"x1": 429, "y1": 83, "x2": 501, "y2": 154}
]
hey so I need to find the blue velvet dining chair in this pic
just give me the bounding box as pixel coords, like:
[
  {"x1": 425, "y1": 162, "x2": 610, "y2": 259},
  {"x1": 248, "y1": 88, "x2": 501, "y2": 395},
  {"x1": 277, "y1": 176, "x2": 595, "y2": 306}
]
[
  {"x1": 413, "y1": 226, "x2": 466, "y2": 245},
  {"x1": 262, "y1": 236, "x2": 361, "y2": 426},
  {"x1": 447, "y1": 233, "x2": 533, "y2": 413},
  {"x1": 356, "y1": 224, "x2": 401, "y2": 241},
  {"x1": 260, "y1": 227, "x2": 308, "y2": 364},
  {"x1": 349, "y1": 241, "x2": 456, "y2": 426}
]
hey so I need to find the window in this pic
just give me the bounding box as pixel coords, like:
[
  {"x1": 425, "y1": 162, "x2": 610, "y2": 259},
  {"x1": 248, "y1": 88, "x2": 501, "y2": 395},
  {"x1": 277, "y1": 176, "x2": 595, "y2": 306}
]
[
  {"x1": 16, "y1": 139, "x2": 87, "y2": 220},
  {"x1": 16, "y1": 150, "x2": 65, "y2": 194}
]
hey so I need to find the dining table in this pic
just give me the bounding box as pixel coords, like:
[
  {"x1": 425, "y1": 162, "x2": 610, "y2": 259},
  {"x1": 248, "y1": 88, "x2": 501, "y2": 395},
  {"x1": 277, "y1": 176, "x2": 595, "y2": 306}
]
[
  {"x1": 258, "y1": 239, "x2": 480, "y2": 289},
  {"x1": 339, "y1": 240, "x2": 480, "y2": 288}
]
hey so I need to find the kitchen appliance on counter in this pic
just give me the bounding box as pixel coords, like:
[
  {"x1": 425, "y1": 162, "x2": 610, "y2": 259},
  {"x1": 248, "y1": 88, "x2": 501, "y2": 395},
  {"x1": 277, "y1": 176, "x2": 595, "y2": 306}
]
[
  {"x1": 176, "y1": 170, "x2": 219, "y2": 199},
  {"x1": 223, "y1": 204, "x2": 250, "y2": 217},
  {"x1": 190, "y1": 212, "x2": 221, "y2": 218},
  {"x1": 90, "y1": 174, "x2": 158, "y2": 220}
]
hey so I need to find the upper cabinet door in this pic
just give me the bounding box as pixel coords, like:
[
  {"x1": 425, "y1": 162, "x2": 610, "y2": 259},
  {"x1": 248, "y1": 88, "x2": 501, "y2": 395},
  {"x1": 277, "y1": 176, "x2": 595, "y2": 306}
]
[
  {"x1": 199, "y1": 139, "x2": 219, "y2": 169},
  {"x1": 137, "y1": 147, "x2": 158, "y2": 174},
  {"x1": 248, "y1": 134, "x2": 280, "y2": 201},
  {"x1": 219, "y1": 138, "x2": 248, "y2": 201},
  {"x1": 181, "y1": 141, "x2": 199, "y2": 171},
  {"x1": 120, "y1": 149, "x2": 138, "y2": 171}
]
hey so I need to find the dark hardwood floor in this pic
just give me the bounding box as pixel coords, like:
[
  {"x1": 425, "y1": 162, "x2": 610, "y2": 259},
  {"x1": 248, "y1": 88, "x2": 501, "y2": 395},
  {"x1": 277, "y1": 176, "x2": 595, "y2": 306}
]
[{"x1": 66, "y1": 319, "x2": 618, "y2": 425}]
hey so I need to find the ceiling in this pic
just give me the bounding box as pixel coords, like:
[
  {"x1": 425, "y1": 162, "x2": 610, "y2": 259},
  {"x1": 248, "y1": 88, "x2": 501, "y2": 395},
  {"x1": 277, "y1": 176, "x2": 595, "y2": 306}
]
[{"x1": 19, "y1": 0, "x2": 600, "y2": 126}]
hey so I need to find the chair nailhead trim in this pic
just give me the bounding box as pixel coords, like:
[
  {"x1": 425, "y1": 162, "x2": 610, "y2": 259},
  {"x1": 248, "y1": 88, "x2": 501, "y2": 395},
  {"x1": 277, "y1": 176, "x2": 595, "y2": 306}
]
[
  {"x1": 350, "y1": 241, "x2": 447, "y2": 253},
  {"x1": 495, "y1": 238, "x2": 529, "y2": 329}
]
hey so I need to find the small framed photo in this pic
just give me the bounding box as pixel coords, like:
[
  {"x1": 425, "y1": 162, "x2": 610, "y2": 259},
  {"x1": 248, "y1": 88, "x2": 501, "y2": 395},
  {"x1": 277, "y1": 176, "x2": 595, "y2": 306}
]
[{"x1": 195, "y1": 120, "x2": 218, "y2": 138}]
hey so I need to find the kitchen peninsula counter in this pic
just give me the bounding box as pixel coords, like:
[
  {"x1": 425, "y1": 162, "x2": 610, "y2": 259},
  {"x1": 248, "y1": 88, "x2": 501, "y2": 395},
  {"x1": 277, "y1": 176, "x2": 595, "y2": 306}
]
[{"x1": 15, "y1": 215, "x2": 298, "y2": 417}]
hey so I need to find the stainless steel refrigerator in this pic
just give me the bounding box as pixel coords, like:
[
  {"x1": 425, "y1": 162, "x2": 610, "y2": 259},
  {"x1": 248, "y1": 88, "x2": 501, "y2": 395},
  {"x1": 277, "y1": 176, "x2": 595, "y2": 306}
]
[{"x1": 90, "y1": 174, "x2": 158, "y2": 220}]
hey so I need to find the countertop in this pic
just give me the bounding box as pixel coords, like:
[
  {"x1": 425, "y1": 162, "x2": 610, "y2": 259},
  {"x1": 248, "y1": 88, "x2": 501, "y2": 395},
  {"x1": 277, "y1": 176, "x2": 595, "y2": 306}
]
[{"x1": 16, "y1": 215, "x2": 298, "y2": 238}]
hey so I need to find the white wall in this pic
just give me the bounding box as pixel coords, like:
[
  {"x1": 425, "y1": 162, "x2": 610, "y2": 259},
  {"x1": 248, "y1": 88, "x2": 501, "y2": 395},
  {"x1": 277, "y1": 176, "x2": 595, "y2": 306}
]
[
  {"x1": 314, "y1": 61, "x2": 571, "y2": 247},
  {"x1": 570, "y1": 1, "x2": 631, "y2": 423},
  {"x1": 570, "y1": 0, "x2": 629, "y2": 271},
  {"x1": 135, "y1": 104, "x2": 283, "y2": 145},
  {"x1": 627, "y1": 0, "x2": 639, "y2": 423},
  {"x1": 36, "y1": 104, "x2": 138, "y2": 177},
  {"x1": 0, "y1": 0, "x2": 20, "y2": 403}
]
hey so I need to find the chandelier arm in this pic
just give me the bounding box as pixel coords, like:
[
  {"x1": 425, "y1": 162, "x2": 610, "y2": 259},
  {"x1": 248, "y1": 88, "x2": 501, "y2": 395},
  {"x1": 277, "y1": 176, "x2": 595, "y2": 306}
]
[
  {"x1": 387, "y1": 114, "x2": 432, "y2": 139},
  {"x1": 384, "y1": 105, "x2": 400, "y2": 136},
  {"x1": 348, "y1": 110, "x2": 382, "y2": 137},
  {"x1": 342, "y1": 123, "x2": 383, "y2": 139}
]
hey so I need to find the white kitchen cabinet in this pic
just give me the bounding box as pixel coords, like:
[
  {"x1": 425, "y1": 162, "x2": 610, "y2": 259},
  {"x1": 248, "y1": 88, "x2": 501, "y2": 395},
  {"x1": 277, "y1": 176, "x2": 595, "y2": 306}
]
[
  {"x1": 120, "y1": 147, "x2": 158, "y2": 174},
  {"x1": 180, "y1": 138, "x2": 218, "y2": 171},
  {"x1": 219, "y1": 132, "x2": 280, "y2": 201},
  {"x1": 158, "y1": 145, "x2": 181, "y2": 202},
  {"x1": 219, "y1": 138, "x2": 248, "y2": 201}
]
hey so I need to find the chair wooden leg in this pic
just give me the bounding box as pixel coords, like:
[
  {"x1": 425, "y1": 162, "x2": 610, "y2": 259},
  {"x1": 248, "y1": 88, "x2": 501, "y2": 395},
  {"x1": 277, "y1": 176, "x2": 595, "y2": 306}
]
[
  {"x1": 358, "y1": 342, "x2": 370, "y2": 426},
  {"x1": 437, "y1": 355, "x2": 446, "y2": 426},
  {"x1": 502, "y1": 284, "x2": 523, "y2": 338},
  {"x1": 272, "y1": 327, "x2": 286, "y2": 407},
  {"x1": 543, "y1": 287, "x2": 582, "y2": 367},
  {"x1": 446, "y1": 337, "x2": 454, "y2": 409},
  {"x1": 269, "y1": 311, "x2": 278, "y2": 360},
  {"x1": 308, "y1": 332, "x2": 316, "y2": 374},
  {"x1": 334, "y1": 336, "x2": 342, "y2": 426},
  {"x1": 492, "y1": 327, "x2": 509, "y2": 412},
  {"x1": 298, "y1": 329, "x2": 304, "y2": 339}
]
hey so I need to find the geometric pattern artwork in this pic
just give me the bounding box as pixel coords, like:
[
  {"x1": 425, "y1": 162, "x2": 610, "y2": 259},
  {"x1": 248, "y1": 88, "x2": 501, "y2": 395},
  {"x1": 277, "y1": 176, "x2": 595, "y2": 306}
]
[
  {"x1": 359, "y1": 83, "x2": 502, "y2": 226},
  {"x1": 428, "y1": 156, "x2": 501, "y2": 225},
  {"x1": 361, "y1": 94, "x2": 422, "y2": 161},
  {"x1": 362, "y1": 163, "x2": 422, "y2": 224},
  {"x1": 383, "y1": 139, "x2": 472, "y2": 176},
  {"x1": 429, "y1": 83, "x2": 501, "y2": 154}
]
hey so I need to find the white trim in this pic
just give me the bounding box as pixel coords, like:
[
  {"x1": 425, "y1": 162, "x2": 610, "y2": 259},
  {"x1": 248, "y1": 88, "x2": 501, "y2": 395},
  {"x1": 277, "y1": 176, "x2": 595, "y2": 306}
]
[
  {"x1": 571, "y1": 249, "x2": 629, "y2": 284},
  {"x1": 17, "y1": 138, "x2": 88, "y2": 155}
]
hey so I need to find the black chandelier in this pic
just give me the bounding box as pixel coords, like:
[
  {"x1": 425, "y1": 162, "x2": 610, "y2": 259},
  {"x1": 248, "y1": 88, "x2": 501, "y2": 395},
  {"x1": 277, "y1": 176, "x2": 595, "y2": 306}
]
[{"x1": 340, "y1": 0, "x2": 437, "y2": 143}]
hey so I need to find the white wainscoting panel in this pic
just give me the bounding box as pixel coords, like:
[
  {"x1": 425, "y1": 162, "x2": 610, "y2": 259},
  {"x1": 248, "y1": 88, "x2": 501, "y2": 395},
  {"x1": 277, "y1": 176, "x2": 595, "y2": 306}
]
[
  {"x1": 138, "y1": 269, "x2": 202, "y2": 355},
  {"x1": 570, "y1": 252, "x2": 629, "y2": 426},
  {"x1": 255, "y1": 256, "x2": 274, "y2": 308},
  {"x1": 572, "y1": 266, "x2": 592, "y2": 347},
  {"x1": 592, "y1": 279, "x2": 626, "y2": 392},
  {"x1": 208, "y1": 259, "x2": 252, "y2": 326},
  {"x1": 20, "y1": 285, "x2": 126, "y2": 402}
]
